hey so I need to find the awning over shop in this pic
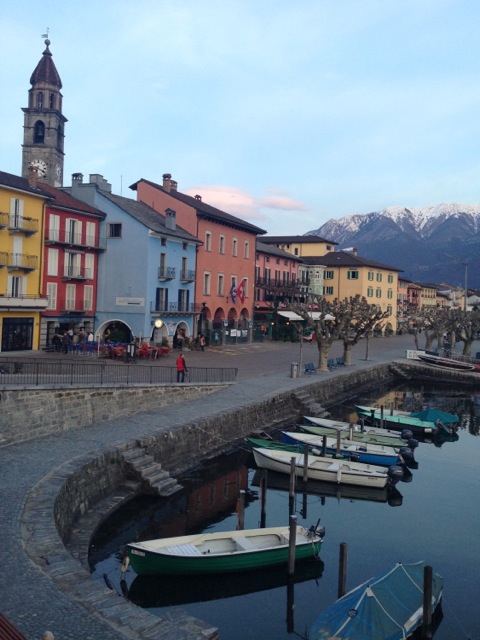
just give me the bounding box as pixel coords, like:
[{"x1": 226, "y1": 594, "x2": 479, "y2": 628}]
[
  {"x1": 277, "y1": 311, "x2": 303, "y2": 321},
  {"x1": 277, "y1": 311, "x2": 335, "y2": 321}
]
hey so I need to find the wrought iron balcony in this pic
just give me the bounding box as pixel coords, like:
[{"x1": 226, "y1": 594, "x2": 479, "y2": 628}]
[
  {"x1": 180, "y1": 269, "x2": 196, "y2": 282},
  {"x1": 151, "y1": 301, "x2": 200, "y2": 314},
  {"x1": 44, "y1": 230, "x2": 106, "y2": 251},
  {"x1": 0, "y1": 292, "x2": 48, "y2": 309},
  {"x1": 158, "y1": 266, "x2": 176, "y2": 280},
  {"x1": 61, "y1": 267, "x2": 92, "y2": 281},
  {"x1": 5, "y1": 214, "x2": 38, "y2": 236},
  {"x1": 0, "y1": 251, "x2": 38, "y2": 272}
]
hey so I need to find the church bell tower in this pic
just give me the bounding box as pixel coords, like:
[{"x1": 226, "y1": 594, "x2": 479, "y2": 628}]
[{"x1": 22, "y1": 38, "x2": 67, "y2": 187}]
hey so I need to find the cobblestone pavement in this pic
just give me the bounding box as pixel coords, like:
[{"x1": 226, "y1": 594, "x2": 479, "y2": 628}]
[{"x1": 0, "y1": 334, "x2": 424, "y2": 639}]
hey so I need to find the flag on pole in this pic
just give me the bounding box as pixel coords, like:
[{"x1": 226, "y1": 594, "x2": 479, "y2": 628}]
[
  {"x1": 230, "y1": 280, "x2": 236, "y2": 303},
  {"x1": 237, "y1": 279, "x2": 245, "y2": 304}
]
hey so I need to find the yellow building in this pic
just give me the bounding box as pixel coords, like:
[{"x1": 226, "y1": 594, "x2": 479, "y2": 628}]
[
  {"x1": 0, "y1": 171, "x2": 49, "y2": 351},
  {"x1": 306, "y1": 252, "x2": 402, "y2": 333},
  {"x1": 260, "y1": 235, "x2": 337, "y2": 257}
]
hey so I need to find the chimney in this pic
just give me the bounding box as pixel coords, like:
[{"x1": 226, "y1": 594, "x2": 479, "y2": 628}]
[
  {"x1": 352, "y1": 247, "x2": 358, "y2": 256},
  {"x1": 28, "y1": 165, "x2": 39, "y2": 188},
  {"x1": 89, "y1": 174, "x2": 112, "y2": 192},
  {"x1": 162, "y1": 173, "x2": 172, "y2": 191},
  {"x1": 170, "y1": 179, "x2": 177, "y2": 192},
  {"x1": 195, "y1": 194, "x2": 202, "y2": 201},
  {"x1": 70, "y1": 172, "x2": 84, "y2": 197},
  {"x1": 165, "y1": 208, "x2": 176, "y2": 231}
]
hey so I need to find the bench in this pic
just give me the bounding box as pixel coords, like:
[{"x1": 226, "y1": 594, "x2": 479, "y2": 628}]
[
  {"x1": 304, "y1": 362, "x2": 317, "y2": 374},
  {"x1": 235, "y1": 536, "x2": 258, "y2": 551},
  {"x1": 327, "y1": 358, "x2": 337, "y2": 370},
  {"x1": 336, "y1": 357, "x2": 345, "y2": 366}
]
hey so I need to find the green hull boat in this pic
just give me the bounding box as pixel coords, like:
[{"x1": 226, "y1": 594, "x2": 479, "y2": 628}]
[{"x1": 125, "y1": 524, "x2": 324, "y2": 576}]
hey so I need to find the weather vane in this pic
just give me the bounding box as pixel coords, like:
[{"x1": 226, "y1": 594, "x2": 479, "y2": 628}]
[{"x1": 41, "y1": 28, "x2": 50, "y2": 40}]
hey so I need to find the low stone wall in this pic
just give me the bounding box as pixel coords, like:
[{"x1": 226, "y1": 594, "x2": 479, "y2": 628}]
[{"x1": 0, "y1": 384, "x2": 224, "y2": 447}]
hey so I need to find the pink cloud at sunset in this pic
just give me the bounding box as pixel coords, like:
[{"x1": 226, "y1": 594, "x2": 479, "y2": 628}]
[{"x1": 184, "y1": 185, "x2": 306, "y2": 226}]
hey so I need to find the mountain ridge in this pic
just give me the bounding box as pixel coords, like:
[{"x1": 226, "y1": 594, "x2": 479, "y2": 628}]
[{"x1": 306, "y1": 203, "x2": 480, "y2": 289}]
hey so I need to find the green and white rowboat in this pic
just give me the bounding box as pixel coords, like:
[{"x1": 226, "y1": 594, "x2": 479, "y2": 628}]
[{"x1": 124, "y1": 524, "x2": 324, "y2": 576}]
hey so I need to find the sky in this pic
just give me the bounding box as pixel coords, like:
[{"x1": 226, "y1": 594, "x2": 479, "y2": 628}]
[{"x1": 3, "y1": 0, "x2": 480, "y2": 236}]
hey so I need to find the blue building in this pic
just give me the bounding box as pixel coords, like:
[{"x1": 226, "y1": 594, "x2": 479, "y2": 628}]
[{"x1": 63, "y1": 173, "x2": 200, "y2": 345}]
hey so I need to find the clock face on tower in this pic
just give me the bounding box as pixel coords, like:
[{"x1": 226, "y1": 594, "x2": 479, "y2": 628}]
[{"x1": 29, "y1": 159, "x2": 48, "y2": 178}]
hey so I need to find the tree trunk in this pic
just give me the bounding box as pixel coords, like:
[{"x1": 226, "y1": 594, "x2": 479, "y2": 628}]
[
  {"x1": 343, "y1": 342, "x2": 353, "y2": 366},
  {"x1": 424, "y1": 332, "x2": 434, "y2": 351},
  {"x1": 317, "y1": 343, "x2": 330, "y2": 372},
  {"x1": 462, "y1": 339, "x2": 474, "y2": 357}
]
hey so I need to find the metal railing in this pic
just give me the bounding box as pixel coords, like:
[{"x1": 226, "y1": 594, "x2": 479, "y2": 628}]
[{"x1": 0, "y1": 358, "x2": 238, "y2": 386}]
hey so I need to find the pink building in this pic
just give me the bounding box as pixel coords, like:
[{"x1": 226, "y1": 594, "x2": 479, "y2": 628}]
[{"x1": 131, "y1": 174, "x2": 266, "y2": 343}]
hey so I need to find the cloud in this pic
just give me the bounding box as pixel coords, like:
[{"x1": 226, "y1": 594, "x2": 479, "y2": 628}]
[{"x1": 184, "y1": 185, "x2": 306, "y2": 225}]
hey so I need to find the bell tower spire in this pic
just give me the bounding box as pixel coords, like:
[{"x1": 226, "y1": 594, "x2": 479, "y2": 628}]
[{"x1": 22, "y1": 36, "x2": 67, "y2": 187}]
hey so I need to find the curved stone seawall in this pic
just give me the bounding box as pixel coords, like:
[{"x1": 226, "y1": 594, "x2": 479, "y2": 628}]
[{"x1": 22, "y1": 364, "x2": 398, "y2": 640}]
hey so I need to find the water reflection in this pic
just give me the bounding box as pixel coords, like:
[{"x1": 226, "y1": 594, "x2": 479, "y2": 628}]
[{"x1": 126, "y1": 558, "x2": 324, "y2": 608}]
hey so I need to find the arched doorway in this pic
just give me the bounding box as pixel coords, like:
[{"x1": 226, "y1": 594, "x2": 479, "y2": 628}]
[
  {"x1": 97, "y1": 320, "x2": 133, "y2": 344},
  {"x1": 212, "y1": 307, "x2": 225, "y2": 346}
]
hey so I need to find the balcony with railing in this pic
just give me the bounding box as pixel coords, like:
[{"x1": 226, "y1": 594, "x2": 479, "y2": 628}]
[
  {"x1": 0, "y1": 292, "x2": 48, "y2": 309},
  {"x1": 255, "y1": 276, "x2": 302, "y2": 291},
  {"x1": 44, "y1": 230, "x2": 106, "y2": 251},
  {"x1": 0, "y1": 251, "x2": 38, "y2": 272},
  {"x1": 158, "y1": 266, "x2": 176, "y2": 281},
  {"x1": 180, "y1": 269, "x2": 196, "y2": 283},
  {"x1": 151, "y1": 301, "x2": 202, "y2": 315},
  {"x1": 57, "y1": 299, "x2": 90, "y2": 314},
  {"x1": 3, "y1": 213, "x2": 39, "y2": 236},
  {"x1": 61, "y1": 266, "x2": 93, "y2": 281}
]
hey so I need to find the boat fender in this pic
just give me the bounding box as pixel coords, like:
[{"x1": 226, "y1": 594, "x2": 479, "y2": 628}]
[
  {"x1": 407, "y1": 438, "x2": 419, "y2": 450},
  {"x1": 121, "y1": 555, "x2": 130, "y2": 574},
  {"x1": 387, "y1": 465, "x2": 404, "y2": 479},
  {"x1": 401, "y1": 429, "x2": 413, "y2": 440}
]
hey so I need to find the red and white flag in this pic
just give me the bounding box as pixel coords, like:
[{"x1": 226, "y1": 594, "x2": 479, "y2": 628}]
[{"x1": 237, "y1": 279, "x2": 245, "y2": 304}]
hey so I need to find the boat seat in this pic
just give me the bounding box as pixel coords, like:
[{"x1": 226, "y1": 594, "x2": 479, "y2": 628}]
[
  {"x1": 165, "y1": 543, "x2": 201, "y2": 556},
  {"x1": 235, "y1": 536, "x2": 258, "y2": 551}
]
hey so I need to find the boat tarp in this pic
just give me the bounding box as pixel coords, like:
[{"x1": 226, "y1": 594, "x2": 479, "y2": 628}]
[
  {"x1": 409, "y1": 408, "x2": 459, "y2": 425},
  {"x1": 309, "y1": 561, "x2": 443, "y2": 640}
]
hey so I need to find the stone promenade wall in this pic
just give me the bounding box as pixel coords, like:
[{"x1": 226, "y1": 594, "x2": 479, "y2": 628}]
[{"x1": 0, "y1": 384, "x2": 224, "y2": 447}]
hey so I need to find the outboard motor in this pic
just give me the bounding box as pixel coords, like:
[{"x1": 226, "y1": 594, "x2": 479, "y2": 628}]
[
  {"x1": 349, "y1": 454, "x2": 360, "y2": 462},
  {"x1": 387, "y1": 465, "x2": 404, "y2": 480},
  {"x1": 401, "y1": 429, "x2": 413, "y2": 440},
  {"x1": 399, "y1": 446, "x2": 415, "y2": 466},
  {"x1": 407, "y1": 438, "x2": 419, "y2": 450}
]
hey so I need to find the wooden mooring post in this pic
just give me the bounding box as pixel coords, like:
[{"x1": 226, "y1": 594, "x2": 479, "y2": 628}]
[
  {"x1": 288, "y1": 515, "x2": 297, "y2": 576},
  {"x1": 237, "y1": 490, "x2": 245, "y2": 530},
  {"x1": 289, "y1": 457, "x2": 296, "y2": 516},
  {"x1": 260, "y1": 471, "x2": 267, "y2": 528},
  {"x1": 338, "y1": 542, "x2": 348, "y2": 598}
]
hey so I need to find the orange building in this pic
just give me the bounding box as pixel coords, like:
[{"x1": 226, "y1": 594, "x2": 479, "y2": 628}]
[{"x1": 131, "y1": 174, "x2": 266, "y2": 343}]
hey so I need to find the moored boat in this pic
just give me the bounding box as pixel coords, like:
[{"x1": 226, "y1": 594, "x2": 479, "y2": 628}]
[
  {"x1": 302, "y1": 416, "x2": 411, "y2": 447},
  {"x1": 124, "y1": 524, "x2": 325, "y2": 576},
  {"x1": 252, "y1": 447, "x2": 400, "y2": 488},
  {"x1": 355, "y1": 406, "x2": 440, "y2": 436},
  {"x1": 309, "y1": 561, "x2": 444, "y2": 640},
  {"x1": 417, "y1": 352, "x2": 479, "y2": 371},
  {"x1": 280, "y1": 431, "x2": 411, "y2": 467}
]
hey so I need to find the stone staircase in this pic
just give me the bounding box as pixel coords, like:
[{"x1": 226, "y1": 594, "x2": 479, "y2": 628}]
[
  {"x1": 292, "y1": 388, "x2": 330, "y2": 419},
  {"x1": 119, "y1": 442, "x2": 183, "y2": 497}
]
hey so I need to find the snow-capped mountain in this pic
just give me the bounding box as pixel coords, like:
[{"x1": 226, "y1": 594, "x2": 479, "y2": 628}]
[{"x1": 307, "y1": 203, "x2": 480, "y2": 289}]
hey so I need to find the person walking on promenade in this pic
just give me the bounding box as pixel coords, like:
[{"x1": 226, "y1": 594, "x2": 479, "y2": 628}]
[
  {"x1": 176, "y1": 352, "x2": 188, "y2": 382},
  {"x1": 200, "y1": 334, "x2": 206, "y2": 351}
]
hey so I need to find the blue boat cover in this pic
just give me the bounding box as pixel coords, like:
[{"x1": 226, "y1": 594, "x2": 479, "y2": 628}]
[
  {"x1": 409, "y1": 408, "x2": 458, "y2": 425},
  {"x1": 309, "y1": 561, "x2": 443, "y2": 640}
]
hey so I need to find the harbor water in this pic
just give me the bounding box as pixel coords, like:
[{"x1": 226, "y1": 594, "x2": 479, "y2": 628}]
[{"x1": 90, "y1": 381, "x2": 480, "y2": 640}]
